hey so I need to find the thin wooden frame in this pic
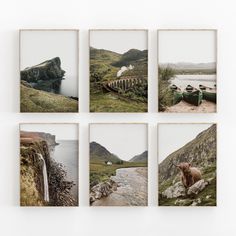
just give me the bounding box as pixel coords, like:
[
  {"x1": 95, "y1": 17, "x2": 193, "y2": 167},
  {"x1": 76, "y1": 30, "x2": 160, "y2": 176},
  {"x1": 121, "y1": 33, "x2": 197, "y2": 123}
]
[
  {"x1": 157, "y1": 122, "x2": 217, "y2": 207},
  {"x1": 19, "y1": 122, "x2": 79, "y2": 207},
  {"x1": 157, "y1": 29, "x2": 218, "y2": 113},
  {"x1": 19, "y1": 29, "x2": 79, "y2": 113},
  {"x1": 89, "y1": 29, "x2": 149, "y2": 113},
  {"x1": 89, "y1": 122, "x2": 149, "y2": 207}
]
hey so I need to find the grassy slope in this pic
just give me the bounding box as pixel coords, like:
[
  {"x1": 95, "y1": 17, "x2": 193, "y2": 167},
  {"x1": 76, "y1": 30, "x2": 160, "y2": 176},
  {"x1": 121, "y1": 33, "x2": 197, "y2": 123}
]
[
  {"x1": 90, "y1": 161, "x2": 147, "y2": 188},
  {"x1": 20, "y1": 84, "x2": 78, "y2": 112},
  {"x1": 20, "y1": 159, "x2": 44, "y2": 206},
  {"x1": 90, "y1": 92, "x2": 147, "y2": 112}
]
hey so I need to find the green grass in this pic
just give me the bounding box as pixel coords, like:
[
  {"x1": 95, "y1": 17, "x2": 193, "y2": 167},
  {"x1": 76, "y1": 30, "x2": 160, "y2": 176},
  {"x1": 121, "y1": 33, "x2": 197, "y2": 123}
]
[
  {"x1": 90, "y1": 161, "x2": 147, "y2": 188},
  {"x1": 90, "y1": 92, "x2": 147, "y2": 112},
  {"x1": 20, "y1": 84, "x2": 78, "y2": 112}
]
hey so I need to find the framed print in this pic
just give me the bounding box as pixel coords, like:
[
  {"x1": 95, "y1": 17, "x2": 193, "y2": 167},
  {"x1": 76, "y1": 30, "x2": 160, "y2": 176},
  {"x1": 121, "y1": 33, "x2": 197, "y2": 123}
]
[
  {"x1": 158, "y1": 29, "x2": 217, "y2": 113},
  {"x1": 89, "y1": 29, "x2": 148, "y2": 113},
  {"x1": 89, "y1": 123, "x2": 148, "y2": 206},
  {"x1": 20, "y1": 29, "x2": 79, "y2": 113},
  {"x1": 158, "y1": 123, "x2": 217, "y2": 206},
  {"x1": 20, "y1": 123, "x2": 79, "y2": 206}
]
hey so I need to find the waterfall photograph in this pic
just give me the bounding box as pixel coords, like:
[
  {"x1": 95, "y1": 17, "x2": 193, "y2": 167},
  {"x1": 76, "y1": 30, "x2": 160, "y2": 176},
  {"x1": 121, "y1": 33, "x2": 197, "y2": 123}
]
[
  {"x1": 89, "y1": 123, "x2": 148, "y2": 206},
  {"x1": 158, "y1": 123, "x2": 217, "y2": 206},
  {"x1": 20, "y1": 30, "x2": 79, "y2": 113},
  {"x1": 158, "y1": 30, "x2": 217, "y2": 113},
  {"x1": 20, "y1": 123, "x2": 79, "y2": 207},
  {"x1": 90, "y1": 30, "x2": 148, "y2": 112}
]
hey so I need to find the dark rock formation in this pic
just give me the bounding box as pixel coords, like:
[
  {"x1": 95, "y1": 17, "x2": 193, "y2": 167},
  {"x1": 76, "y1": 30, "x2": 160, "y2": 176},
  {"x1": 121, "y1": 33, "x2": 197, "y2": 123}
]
[{"x1": 20, "y1": 57, "x2": 65, "y2": 82}]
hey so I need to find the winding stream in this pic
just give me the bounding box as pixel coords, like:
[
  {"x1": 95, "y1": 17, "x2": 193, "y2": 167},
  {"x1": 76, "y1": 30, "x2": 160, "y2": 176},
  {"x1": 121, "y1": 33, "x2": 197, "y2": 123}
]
[{"x1": 92, "y1": 167, "x2": 148, "y2": 206}]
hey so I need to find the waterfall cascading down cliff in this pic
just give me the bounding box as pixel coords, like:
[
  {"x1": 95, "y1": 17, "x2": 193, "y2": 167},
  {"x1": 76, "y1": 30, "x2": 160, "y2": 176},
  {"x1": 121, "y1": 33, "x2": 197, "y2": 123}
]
[{"x1": 37, "y1": 153, "x2": 50, "y2": 202}]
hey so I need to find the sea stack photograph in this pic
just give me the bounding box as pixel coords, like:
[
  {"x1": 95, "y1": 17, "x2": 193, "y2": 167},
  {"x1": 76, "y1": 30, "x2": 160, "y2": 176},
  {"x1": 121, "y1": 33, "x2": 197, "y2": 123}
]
[
  {"x1": 20, "y1": 30, "x2": 79, "y2": 113},
  {"x1": 158, "y1": 123, "x2": 217, "y2": 206},
  {"x1": 89, "y1": 123, "x2": 148, "y2": 206},
  {"x1": 20, "y1": 123, "x2": 79, "y2": 206},
  {"x1": 90, "y1": 30, "x2": 148, "y2": 112},
  {"x1": 158, "y1": 30, "x2": 217, "y2": 113}
]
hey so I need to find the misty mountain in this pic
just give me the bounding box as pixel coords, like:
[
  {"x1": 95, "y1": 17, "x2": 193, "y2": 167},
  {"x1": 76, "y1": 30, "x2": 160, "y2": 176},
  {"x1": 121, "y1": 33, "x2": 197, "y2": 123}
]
[
  {"x1": 129, "y1": 150, "x2": 148, "y2": 163},
  {"x1": 159, "y1": 62, "x2": 216, "y2": 70},
  {"x1": 90, "y1": 141, "x2": 122, "y2": 163}
]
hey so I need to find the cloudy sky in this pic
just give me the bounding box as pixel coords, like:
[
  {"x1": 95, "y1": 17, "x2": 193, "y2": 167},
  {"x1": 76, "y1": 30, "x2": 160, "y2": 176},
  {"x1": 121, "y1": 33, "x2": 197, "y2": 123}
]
[
  {"x1": 158, "y1": 30, "x2": 216, "y2": 63},
  {"x1": 158, "y1": 123, "x2": 212, "y2": 163},
  {"x1": 90, "y1": 30, "x2": 147, "y2": 54},
  {"x1": 90, "y1": 123, "x2": 147, "y2": 161},
  {"x1": 20, "y1": 30, "x2": 78, "y2": 96},
  {"x1": 20, "y1": 123, "x2": 78, "y2": 141}
]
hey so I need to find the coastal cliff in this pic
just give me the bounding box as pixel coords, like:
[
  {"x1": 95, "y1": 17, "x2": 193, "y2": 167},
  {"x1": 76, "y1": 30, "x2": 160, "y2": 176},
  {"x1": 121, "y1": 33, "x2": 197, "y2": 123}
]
[{"x1": 20, "y1": 131, "x2": 76, "y2": 206}]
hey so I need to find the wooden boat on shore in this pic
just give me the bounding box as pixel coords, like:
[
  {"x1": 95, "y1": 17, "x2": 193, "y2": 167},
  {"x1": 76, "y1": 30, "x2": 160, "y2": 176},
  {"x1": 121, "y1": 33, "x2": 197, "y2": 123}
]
[
  {"x1": 170, "y1": 84, "x2": 183, "y2": 105},
  {"x1": 183, "y1": 85, "x2": 203, "y2": 106},
  {"x1": 199, "y1": 84, "x2": 216, "y2": 103}
]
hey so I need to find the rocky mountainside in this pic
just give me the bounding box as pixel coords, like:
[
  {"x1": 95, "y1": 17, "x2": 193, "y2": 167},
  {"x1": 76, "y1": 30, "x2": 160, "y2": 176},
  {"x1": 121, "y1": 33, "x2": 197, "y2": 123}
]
[
  {"x1": 90, "y1": 141, "x2": 122, "y2": 163},
  {"x1": 129, "y1": 150, "x2": 148, "y2": 163},
  {"x1": 159, "y1": 124, "x2": 217, "y2": 206}
]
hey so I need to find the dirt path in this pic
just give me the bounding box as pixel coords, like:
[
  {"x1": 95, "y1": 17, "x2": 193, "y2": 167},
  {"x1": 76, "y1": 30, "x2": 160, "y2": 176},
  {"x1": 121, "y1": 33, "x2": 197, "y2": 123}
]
[
  {"x1": 92, "y1": 167, "x2": 148, "y2": 206},
  {"x1": 165, "y1": 100, "x2": 216, "y2": 113}
]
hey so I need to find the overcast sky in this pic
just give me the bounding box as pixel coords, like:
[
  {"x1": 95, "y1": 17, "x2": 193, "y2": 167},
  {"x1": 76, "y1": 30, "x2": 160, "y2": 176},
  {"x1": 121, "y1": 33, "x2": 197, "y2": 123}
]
[
  {"x1": 158, "y1": 123, "x2": 212, "y2": 163},
  {"x1": 20, "y1": 30, "x2": 78, "y2": 95},
  {"x1": 90, "y1": 30, "x2": 147, "y2": 54},
  {"x1": 90, "y1": 124, "x2": 147, "y2": 161},
  {"x1": 158, "y1": 30, "x2": 216, "y2": 63},
  {"x1": 20, "y1": 123, "x2": 78, "y2": 141}
]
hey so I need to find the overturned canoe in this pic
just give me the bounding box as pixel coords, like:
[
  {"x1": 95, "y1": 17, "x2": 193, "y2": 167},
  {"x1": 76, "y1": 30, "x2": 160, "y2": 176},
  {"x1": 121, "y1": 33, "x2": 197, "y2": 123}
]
[
  {"x1": 199, "y1": 85, "x2": 216, "y2": 103},
  {"x1": 183, "y1": 85, "x2": 203, "y2": 106}
]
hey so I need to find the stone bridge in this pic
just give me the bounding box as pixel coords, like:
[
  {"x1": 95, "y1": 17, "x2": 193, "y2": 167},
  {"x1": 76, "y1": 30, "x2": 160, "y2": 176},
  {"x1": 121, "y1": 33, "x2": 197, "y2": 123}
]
[{"x1": 105, "y1": 76, "x2": 144, "y2": 92}]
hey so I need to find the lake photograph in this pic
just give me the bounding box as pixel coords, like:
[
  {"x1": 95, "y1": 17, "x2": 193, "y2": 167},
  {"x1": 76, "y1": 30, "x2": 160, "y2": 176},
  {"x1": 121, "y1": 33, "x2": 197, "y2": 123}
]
[
  {"x1": 89, "y1": 123, "x2": 148, "y2": 206},
  {"x1": 90, "y1": 30, "x2": 148, "y2": 112},
  {"x1": 20, "y1": 30, "x2": 79, "y2": 113},
  {"x1": 158, "y1": 30, "x2": 217, "y2": 113},
  {"x1": 20, "y1": 123, "x2": 79, "y2": 206}
]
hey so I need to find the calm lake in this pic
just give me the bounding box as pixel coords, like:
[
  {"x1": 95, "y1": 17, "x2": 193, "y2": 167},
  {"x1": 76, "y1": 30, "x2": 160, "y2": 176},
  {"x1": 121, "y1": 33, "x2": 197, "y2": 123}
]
[
  {"x1": 171, "y1": 74, "x2": 216, "y2": 90},
  {"x1": 31, "y1": 76, "x2": 78, "y2": 98},
  {"x1": 52, "y1": 140, "x2": 78, "y2": 202}
]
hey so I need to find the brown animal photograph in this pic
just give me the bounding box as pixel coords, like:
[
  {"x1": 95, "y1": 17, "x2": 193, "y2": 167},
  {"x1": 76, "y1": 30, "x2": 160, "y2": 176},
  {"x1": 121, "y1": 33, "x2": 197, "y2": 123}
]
[{"x1": 158, "y1": 123, "x2": 217, "y2": 206}]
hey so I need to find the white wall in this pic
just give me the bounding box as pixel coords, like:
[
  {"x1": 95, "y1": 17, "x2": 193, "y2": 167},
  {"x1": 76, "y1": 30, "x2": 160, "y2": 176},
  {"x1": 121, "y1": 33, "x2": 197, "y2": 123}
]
[{"x1": 0, "y1": 0, "x2": 235, "y2": 235}]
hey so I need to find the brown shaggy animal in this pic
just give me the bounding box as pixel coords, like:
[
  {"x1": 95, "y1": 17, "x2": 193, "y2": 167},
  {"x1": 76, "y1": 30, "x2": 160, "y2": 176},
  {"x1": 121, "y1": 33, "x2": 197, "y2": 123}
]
[{"x1": 173, "y1": 162, "x2": 202, "y2": 188}]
